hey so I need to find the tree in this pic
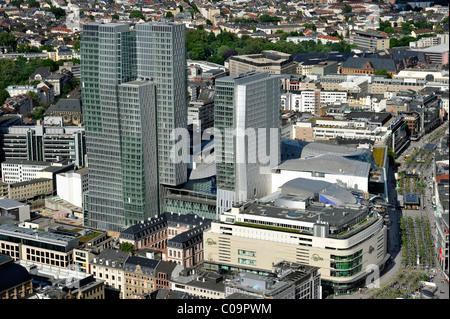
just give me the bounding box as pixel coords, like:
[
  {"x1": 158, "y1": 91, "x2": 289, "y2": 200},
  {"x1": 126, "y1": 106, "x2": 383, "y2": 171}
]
[
  {"x1": 374, "y1": 68, "x2": 392, "y2": 78},
  {"x1": 10, "y1": 0, "x2": 23, "y2": 8},
  {"x1": 46, "y1": 6, "x2": 66, "y2": 19},
  {"x1": 401, "y1": 22, "x2": 414, "y2": 33},
  {"x1": 221, "y1": 48, "x2": 238, "y2": 61},
  {"x1": 73, "y1": 40, "x2": 80, "y2": 52},
  {"x1": 129, "y1": 10, "x2": 144, "y2": 20},
  {"x1": 258, "y1": 14, "x2": 281, "y2": 24},
  {"x1": 111, "y1": 13, "x2": 120, "y2": 20},
  {"x1": 0, "y1": 31, "x2": 16, "y2": 50},
  {"x1": 0, "y1": 89, "x2": 10, "y2": 105},
  {"x1": 341, "y1": 4, "x2": 352, "y2": 14},
  {"x1": 26, "y1": 0, "x2": 40, "y2": 8},
  {"x1": 120, "y1": 242, "x2": 134, "y2": 252},
  {"x1": 166, "y1": 11, "x2": 174, "y2": 18}
]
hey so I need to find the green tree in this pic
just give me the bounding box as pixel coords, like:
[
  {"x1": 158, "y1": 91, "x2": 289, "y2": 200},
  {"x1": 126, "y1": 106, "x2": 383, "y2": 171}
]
[
  {"x1": 258, "y1": 14, "x2": 281, "y2": 24},
  {"x1": 46, "y1": 6, "x2": 66, "y2": 19},
  {"x1": 401, "y1": 22, "x2": 414, "y2": 33},
  {"x1": 0, "y1": 31, "x2": 16, "y2": 50},
  {"x1": 26, "y1": 0, "x2": 40, "y2": 7},
  {"x1": 10, "y1": 0, "x2": 23, "y2": 8},
  {"x1": 111, "y1": 13, "x2": 120, "y2": 20},
  {"x1": 374, "y1": 68, "x2": 392, "y2": 78},
  {"x1": 166, "y1": 11, "x2": 174, "y2": 18},
  {"x1": 341, "y1": 4, "x2": 352, "y2": 14},
  {"x1": 120, "y1": 242, "x2": 134, "y2": 252},
  {"x1": 129, "y1": 10, "x2": 144, "y2": 20},
  {"x1": 0, "y1": 89, "x2": 10, "y2": 105}
]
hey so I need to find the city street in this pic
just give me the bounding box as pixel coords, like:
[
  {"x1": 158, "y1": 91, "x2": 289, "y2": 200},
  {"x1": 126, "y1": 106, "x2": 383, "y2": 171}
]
[{"x1": 335, "y1": 120, "x2": 449, "y2": 299}]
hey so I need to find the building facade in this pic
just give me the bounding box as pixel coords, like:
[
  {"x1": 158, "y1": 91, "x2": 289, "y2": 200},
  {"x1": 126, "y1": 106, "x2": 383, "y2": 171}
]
[
  {"x1": 203, "y1": 188, "x2": 389, "y2": 295},
  {"x1": 1, "y1": 125, "x2": 86, "y2": 168},
  {"x1": 0, "y1": 224, "x2": 79, "y2": 268},
  {"x1": 227, "y1": 51, "x2": 297, "y2": 75},
  {"x1": 81, "y1": 22, "x2": 188, "y2": 232},
  {"x1": 135, "y1": 22, "x2": 188, "y2": 188},
  {"x1": 350, "y1": 30, "x2": 390, "y2": 52},
  {"x1": 214, "y1": 71, "x2": 281, "y2": 215}
]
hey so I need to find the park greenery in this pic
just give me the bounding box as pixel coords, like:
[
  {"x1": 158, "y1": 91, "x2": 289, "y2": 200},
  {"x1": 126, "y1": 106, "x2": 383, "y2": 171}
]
[
  {"x1": 377, "y1": 18, "x2": 445, "y2": 48},
  {"x1": 186, "y1": 26, "x2": 356, "y2": 64},
  {"x1": 400, "y1": 216, "x2": 434, "y2": 267}
]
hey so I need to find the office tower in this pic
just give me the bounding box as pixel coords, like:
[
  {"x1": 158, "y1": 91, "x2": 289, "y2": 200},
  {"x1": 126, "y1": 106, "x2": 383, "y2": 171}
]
[
  {"x1": 81, "y1": 23, "x2": 159, "y2": 232},
  {"x1": 214, "y1": 71, "x2": 281, "y2": 215},
  {"x1": 118, "y1": 80, "x2": 159, "y2": 227},
  {"x1": 81, "y1": 22, "x2": 188, "y2": 232},
  {"x1": 136, "y1": 22, "x2": 188, "y2": 187}
]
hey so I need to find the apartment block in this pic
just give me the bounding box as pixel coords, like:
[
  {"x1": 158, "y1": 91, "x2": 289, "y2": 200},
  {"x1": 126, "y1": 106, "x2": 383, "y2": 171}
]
[
  {"x1": 350, "y1": 30, "x2": 390, "y2": 52},
  {"x1": 6, "y1": 178, "x2": 53, "y2": 201},
  {"x1": 281, "y1": 90, "x2": 347, "y2": 113},
  {"x1": 90, "y1": 248, "x2": 130, "y2": 298}
]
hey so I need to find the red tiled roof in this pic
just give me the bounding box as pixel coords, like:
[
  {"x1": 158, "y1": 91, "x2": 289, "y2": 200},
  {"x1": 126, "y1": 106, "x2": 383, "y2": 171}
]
[
  {"x1": 436, "y1": 175, "x2": 449, "y2": 183},
  {"x1": 317, "y1": 34, "x2": 340, "y2": 41}
]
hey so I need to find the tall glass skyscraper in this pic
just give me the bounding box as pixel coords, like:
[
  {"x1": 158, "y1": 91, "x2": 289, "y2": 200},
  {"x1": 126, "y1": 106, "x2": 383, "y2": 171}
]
[
  {"x1": 81, "y1": 22, "x2": 186, "y2": 232},
  {"x1": 136, "y1": 22, "x2": 188, "y2": 187},
  {"x1": 214, "y1": 71, "x2": 281, "y2": 216}
]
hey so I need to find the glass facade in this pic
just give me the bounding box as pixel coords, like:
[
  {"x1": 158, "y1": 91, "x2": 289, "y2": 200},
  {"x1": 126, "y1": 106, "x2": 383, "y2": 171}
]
[
  {"x1": 81, "y1": 23, "x2": 136, "y2": 232},
  {"x1": 81, "y1": 23, "x2": 188, "y2": 232},
  {"x1": 136, "y1": 23, "x2": 188, "y2": 187},
  {"x1": 214, "y1": 72, "x2": 281, "y2": 214},
  {"x1": 119, "y1": 82, "x2": 159, "y2": 226},
  {"x1": 330, "y1": 250, "x2": 363, "y2": 277}
]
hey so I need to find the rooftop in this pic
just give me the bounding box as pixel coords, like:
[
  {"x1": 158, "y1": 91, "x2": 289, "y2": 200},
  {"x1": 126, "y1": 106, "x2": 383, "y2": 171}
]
[{"x1": 276, "y1": 153, "x2": 371, "y2": 177}]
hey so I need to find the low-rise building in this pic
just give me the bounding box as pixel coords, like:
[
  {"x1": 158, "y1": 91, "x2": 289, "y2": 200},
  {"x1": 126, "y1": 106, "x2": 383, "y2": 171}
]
[
  {"x1": 0, "y1": 224, "x2": 78, "y2": 268},
  {"x1": 123, "y1": 256, "x2": 182, "y2": 299},
  {"x1": 225, "y1": 261, "x2": 321, "y2": 299},
  {"x1": 119, "y1": 212, "x2": 211, "y2": 264},
  {"x1": 0, "y1": 197, "x2": 30, "y2": 223},
  {"x1": 171, "y1": 271, "x2": 226, "y2": 299},
  {"x1": 350, "y1": 30, "x2": 390, "y2": 52},
  {"x1": 56, "y1": 167, "x2": 88, "y2": 208},
  {"x1": 6, "y1": 178, "x2": 53, "y2": 201},
  {"x1": 227, "y1": 51, "x2": 297, "y2": 75},
  {"x1": 0, "y1": 255, "x2": 33, "y2": 299},
  {"x1": 90, "y1": 248, "x2": 130, "y2": 299}
]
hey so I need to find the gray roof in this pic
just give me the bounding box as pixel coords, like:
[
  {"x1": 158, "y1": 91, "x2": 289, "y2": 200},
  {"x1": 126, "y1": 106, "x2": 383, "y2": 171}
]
[
  {"x1": 45, "y1": 99, "x2": 82, "y2": 114},
  {"x1": 0, "y1": 197, "x2": 27, "y2": 209},
  {"x1": 124, "y1": 256, "x2": 160, "y2": 276},
  {"x1": 167, "y1": 222, "x2": 211, "y2": 249},
  {"x1": 235, "y1": 200, "x2": 369, "y2": 230},
  {"x1": 30, "y1": 67, "x2": 52, "y2": 80},
  {"x1": 120, "y1": 212, "x2": 211, "y2": 240},
  {"x1": 342, "y1": 57, "x2": 397, "y2": 73},
  {"x1": 279, "y1": 178, "x2": 358, "y2": 205},
  {"x1": 91, "y1": 248, "x2": 130, "y2": 269},
  {"x1": 277, "y1": 153, "x2": 371, "y2": 177},
  {"x1": 0, "y1": 256, "x2": 32, "y2": 292},
  {"x1": 299, "y1": 141, "x2": 369, "y2": 159}
]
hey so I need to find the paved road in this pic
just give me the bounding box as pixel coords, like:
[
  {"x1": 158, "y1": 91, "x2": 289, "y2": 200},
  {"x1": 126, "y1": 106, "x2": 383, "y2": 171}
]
[{"x1": 335, "y1": 121, "x2": 449, "y2": 299}]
